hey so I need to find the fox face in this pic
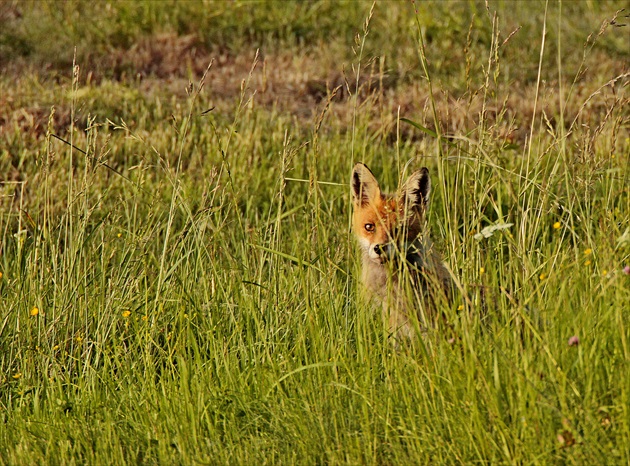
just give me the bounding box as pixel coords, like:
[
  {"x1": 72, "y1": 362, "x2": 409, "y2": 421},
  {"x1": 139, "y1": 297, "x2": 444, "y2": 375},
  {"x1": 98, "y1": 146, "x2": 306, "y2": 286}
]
[
  {"x1": 351, "y1": 162, "x2": 451, "y2": 338},
  {"x1": 351, "y1": 163, "x2": 430, "y2": 265}
]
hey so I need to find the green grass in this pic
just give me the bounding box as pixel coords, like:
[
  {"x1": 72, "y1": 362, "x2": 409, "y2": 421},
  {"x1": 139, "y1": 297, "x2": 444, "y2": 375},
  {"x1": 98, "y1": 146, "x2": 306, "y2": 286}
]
[{"x1": 1, "y1": 1, "x2": 629, "y2": 464}]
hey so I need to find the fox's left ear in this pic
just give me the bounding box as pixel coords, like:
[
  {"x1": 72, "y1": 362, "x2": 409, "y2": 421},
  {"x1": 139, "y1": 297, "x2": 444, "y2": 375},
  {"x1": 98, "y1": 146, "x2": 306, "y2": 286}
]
[
  {"x1": 351, "y1": 163, "x2": 381, "y2": 207},
  {"x1": 400, "y1": 167, "x2": 431, "y2": 212}
]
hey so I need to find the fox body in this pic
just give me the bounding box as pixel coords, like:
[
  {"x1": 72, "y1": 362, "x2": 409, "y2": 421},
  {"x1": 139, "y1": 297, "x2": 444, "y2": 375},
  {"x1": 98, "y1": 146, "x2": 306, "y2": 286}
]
[{"x1": 351, "y1": 163, "x2": 452, "y2": 339}]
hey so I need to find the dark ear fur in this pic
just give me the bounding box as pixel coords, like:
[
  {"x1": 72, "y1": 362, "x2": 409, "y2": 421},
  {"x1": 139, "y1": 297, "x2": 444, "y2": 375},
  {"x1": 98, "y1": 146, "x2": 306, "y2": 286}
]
[
  {"x1": 400, "y1": 167, "x2": 431, "y2": 212},
  {"x1": 351, "y1": 163, "x2": 381, "y2": 207}
]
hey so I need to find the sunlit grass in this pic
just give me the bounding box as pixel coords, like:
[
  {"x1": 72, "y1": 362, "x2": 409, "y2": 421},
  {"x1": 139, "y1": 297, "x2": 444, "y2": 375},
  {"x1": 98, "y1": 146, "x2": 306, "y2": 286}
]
[{"x1": 1, "y1": 1, "x2": 628, "y2": 464}]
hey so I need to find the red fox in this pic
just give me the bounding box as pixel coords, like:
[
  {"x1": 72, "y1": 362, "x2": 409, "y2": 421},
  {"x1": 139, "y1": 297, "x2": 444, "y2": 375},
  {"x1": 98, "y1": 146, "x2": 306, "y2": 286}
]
[{"x1": 351, "y1": 162, "x2": 452, "y2": 339}]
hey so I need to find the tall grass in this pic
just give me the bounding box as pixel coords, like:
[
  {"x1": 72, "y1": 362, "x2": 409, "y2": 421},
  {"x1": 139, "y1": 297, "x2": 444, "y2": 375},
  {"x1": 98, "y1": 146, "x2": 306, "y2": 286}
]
[{"x1": 1, "y1": 1, "x2": 628, "y2": 464}]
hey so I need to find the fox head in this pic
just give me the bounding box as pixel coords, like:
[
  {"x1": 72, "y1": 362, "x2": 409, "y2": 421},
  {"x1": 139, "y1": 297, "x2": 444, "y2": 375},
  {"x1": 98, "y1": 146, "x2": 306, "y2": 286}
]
[{"x1": 351, "y1": 162, "x2": 431, "y2": 265}]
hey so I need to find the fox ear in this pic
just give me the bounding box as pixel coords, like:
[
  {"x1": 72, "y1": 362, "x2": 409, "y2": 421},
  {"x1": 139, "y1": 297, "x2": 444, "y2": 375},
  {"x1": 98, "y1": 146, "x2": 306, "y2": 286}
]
[
  {"x1": 400, "y1": 167, "x2": 431, "y2": 212},
  {"x1": 351, "y1": 163, "x2": 381, "y2": 207}
]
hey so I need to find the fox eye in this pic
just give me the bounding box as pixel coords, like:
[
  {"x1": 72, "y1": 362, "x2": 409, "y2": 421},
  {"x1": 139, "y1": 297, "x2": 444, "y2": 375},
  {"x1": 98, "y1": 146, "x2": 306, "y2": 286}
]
[{"x1": 364, "y1": 223, "x2": 375, "y2": 232}]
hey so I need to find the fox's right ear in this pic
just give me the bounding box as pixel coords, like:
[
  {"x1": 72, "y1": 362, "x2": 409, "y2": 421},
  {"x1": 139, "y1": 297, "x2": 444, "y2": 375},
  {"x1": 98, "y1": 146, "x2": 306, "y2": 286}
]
[
  {"x1": 351, "y1": 163, "x2": 381, "y2": 207},
  {"x1": 400, "y1": 167, "x2": 431, "y2": 212}
]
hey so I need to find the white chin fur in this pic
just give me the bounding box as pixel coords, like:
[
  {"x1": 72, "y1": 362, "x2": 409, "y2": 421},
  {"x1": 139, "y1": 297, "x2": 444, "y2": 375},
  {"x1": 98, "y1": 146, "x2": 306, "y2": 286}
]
[
  {"x1": 368, "y1": 248, "x2": 383, "y2": 262},
  {"x1": 358, "y1": 237, "x2": 382, "y2": 263}
]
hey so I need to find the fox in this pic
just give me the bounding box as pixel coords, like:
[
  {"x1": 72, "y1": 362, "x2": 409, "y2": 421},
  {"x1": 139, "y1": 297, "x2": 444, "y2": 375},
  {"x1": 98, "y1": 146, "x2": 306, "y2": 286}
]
[{"x1": 351, "y1": 162, "x2": 452, "y2": 340}]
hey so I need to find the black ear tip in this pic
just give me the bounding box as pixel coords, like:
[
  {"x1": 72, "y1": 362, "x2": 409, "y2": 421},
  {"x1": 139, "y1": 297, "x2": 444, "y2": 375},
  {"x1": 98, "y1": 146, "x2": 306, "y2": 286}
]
[
  {"x1": 416, "y1": 167, "x2": 431, "y2": 204},
  {"x1": 352, "y1": 163, "x2": 377, "y2": 183},
  {"x1": 353, "y1": 162, "x2": 371, "y2": 174},
  {"x1": 418, "y1": 167, "x2": 430, "y2": 187}
]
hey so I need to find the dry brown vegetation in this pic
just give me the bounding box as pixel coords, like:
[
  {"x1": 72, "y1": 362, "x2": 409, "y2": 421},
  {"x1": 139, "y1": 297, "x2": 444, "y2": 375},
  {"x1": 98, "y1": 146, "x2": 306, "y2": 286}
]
[{"x1": 2, "y1": 2, "x2": 628, "y2": 147}]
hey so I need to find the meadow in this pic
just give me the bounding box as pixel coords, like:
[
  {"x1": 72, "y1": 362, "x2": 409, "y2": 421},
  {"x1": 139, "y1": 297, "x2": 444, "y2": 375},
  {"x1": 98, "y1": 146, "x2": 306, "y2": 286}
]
[{"x1": 0, "y1": 1, "x2": 628, "y2": 463}]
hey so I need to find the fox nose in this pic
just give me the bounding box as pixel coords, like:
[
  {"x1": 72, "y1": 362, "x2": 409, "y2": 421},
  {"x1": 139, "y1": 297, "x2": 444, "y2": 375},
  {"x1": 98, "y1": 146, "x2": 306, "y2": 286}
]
[{"x1": 374, "y1": 244, "x2": 383, "y2": 256}]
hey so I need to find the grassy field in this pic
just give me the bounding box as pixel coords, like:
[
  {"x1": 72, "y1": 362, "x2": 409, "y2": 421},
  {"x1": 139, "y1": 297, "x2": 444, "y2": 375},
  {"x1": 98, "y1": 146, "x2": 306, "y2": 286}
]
[{"x1": 1, "y1": 0, "x2": 629, "y2": 463}]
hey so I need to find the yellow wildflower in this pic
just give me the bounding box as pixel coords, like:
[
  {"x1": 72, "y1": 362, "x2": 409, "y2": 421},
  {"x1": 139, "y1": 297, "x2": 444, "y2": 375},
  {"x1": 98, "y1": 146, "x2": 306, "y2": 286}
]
[
  {"x1": 585, "y1": 260, "x2": 591, "y2": 266},
  {"x1": 553, "y1": 222, "x2": 561, "y2": 229},
  {"x1": 539, "y1": 273, "x2": 547, "y2": 280},
  {"x1": 479, "y1": 267, "x2": 485, "y2": 275},
  {"x1": 30, "y1": 306, "x2": 39, "y2": 316},
  {"x1": 13, "y1": 372, "x2": 22, "y2": 379},
  {"x1": 457, "y1": 304, "x2": 464, "y2": 311},
  {"x1": 584, "y1": 248, "x2": 592, "y2": 256},
  {"x1": 122, "y1": 310, "x2": 131, "y2": 318}
]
